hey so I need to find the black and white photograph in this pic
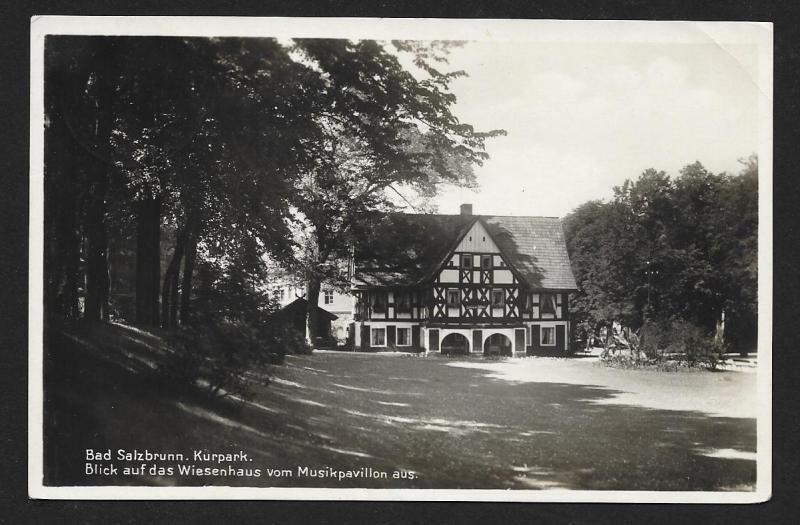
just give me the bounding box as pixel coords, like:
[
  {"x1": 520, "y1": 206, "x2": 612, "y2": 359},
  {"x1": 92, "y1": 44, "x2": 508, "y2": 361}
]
[{"x1": 28, "y1": 17, "x2": 772, "y2": 502}]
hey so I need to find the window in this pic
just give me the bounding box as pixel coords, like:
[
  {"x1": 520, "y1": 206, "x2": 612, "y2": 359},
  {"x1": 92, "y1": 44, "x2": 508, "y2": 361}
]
[
  {"x1": 371, "y1": 327, "x2": 386, "y2": 346},
  {"x1": 491, "y1": 289, "x2": 505, "y2": 308},
  {"x1": 461, "y1": 254, "x2": 472, "y2": 268},
  {"x1": 396, "y1": 292, "x2": 411, "y2": 312},
  {"x1": 481, "y1": 255, "x2": 492, "y2": 269},
  {"x1": 447, "y1": 289, "x2": 460, "y2": 308},
  {"x1": 372, "y1": 292, "x2": 387, "y2": 313},
  {"x1": 355, "y1": 297, "x2": 364, "y2": 318},
  {"x1": 541, "y1": 326, "x2": 555, "y2": 346},
  {"x1": 397, "y1": 327, "x2": 411, "y2": 346},
  {"x1": 323, "y1": 290, "x2": 334, "y2": 304},
  {"x1": 541, "y1": 293, "x2": 557, "y2": 315}
]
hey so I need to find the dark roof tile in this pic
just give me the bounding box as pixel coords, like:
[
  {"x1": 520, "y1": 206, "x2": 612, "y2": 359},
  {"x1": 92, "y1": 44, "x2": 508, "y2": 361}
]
[{"x1": 353, "y1": 213, "x2": 577, "y2": 290}]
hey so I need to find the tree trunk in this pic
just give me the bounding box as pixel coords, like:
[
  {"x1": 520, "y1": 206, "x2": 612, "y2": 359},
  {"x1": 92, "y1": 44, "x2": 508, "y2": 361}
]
[
  {"x1": 179, "y1": 230, "x2": 197, "y2": 324},
  {"x1": 169, "y1": 263, "x2": 181, "y2": 328},
  {"x1": 62, "y1": 209, "x2": 81, "y2": 319},
  {"x1": 305, "y1": 275, "x2": 322, "y2": 345},
  {"x1": 84, "y1": 184, "x2": 109, "y2": 321},
  {"x1": 135, "y1": 197, "x2": 162, "y2": 326},
  {"x1": 160, "y1": 228, "x2": 186, "y2": 329},
  {"x1": 46, "y1": 159, "x2": 81, "y2": 320},
  {"x1": 82, "y1": 44, "x2": 117, "y2": 322}
]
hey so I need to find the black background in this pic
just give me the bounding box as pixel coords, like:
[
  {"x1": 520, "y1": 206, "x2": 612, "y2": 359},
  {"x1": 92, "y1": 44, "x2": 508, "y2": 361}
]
[{"x1": 2, "y1": 1, "x2": 798, "y2": 523}]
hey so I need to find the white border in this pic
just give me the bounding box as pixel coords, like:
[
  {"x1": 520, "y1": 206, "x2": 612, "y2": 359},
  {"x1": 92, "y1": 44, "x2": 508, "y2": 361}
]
[{"x1": 29, "y1": 16, "x2": 773, "y2": 503}]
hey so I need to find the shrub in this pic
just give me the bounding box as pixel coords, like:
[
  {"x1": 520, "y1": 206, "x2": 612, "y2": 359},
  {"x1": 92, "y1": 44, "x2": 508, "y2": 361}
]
[
  {"x1": 608, "y1": 319, "x2": 723, "y2": 370},
  {"x1": 273, "y1": 324, "x2": 313, "y2": 356},
  {"x1": 161, "y1": 317, "x2": 277, "y2": 401}
]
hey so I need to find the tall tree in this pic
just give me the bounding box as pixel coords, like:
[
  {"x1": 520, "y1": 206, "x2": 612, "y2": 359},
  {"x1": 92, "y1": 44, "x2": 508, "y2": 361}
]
[
  {"x1": 107, "y1": 37, "x2": 309, "y2": 327},
  {"x1": 44, "y1": 37, "x2": 121, "y2": 322},
  {"x1": 286, "y1": 39, "x2": 504, "y2": 343},
  {"x1": 564, "y1": 159, "x2": 758, "y2": 352}
]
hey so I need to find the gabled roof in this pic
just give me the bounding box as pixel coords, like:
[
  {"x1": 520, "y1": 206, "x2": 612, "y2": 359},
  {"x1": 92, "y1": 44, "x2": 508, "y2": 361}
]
[
  {"x1": 268, "y1": 297, "x2": 338, "y2": 321},
  {"x1": 352, "y1": 213, "x2": 577, "y2": 291}
]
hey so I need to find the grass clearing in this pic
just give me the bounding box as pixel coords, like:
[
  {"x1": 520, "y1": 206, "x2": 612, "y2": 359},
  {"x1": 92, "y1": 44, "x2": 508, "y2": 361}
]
[{"x1": 44, "y1": 322, "x2": 757, "y2": 491}]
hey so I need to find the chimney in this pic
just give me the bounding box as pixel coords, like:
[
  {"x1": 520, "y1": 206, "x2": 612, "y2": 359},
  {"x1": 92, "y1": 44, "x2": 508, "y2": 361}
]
[{"x1": 460, "y1": 203, "x2": 473, "y2": 216}]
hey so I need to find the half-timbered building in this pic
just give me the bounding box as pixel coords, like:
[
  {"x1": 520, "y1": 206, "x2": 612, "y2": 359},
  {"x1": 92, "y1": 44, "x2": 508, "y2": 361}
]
[{"x1": 351, "y1": 204, "x2": 578, "y2": 356}]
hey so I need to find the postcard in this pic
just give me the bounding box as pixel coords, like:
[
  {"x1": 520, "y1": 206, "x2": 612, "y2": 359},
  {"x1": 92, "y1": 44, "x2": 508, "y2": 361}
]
[{"x1": 29, "y1": 16, "x2": 772, "y2": 502}]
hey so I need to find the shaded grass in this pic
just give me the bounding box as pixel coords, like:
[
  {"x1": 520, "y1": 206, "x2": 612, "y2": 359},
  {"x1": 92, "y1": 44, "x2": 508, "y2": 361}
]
[{"x1": 43, "y1": 321, "x2": 756, "y2": 490}]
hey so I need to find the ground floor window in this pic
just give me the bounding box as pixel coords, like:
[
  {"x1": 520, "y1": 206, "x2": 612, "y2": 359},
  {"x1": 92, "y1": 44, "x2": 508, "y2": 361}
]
[
  {"x1": 371, "y1": 327, "x2": 386, "y2": 346},
  {"x1": 397, "y1": 327, "x2": 411, "y2": 346},
  {"x1": 541, "y1": 326, "x2": 555, "y2": 346}
]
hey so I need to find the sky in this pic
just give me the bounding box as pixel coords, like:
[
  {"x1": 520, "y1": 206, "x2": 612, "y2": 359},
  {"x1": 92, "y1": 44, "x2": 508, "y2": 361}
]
[{"x1": 426, "y1": 40, "x2": 761, "y2": 218}]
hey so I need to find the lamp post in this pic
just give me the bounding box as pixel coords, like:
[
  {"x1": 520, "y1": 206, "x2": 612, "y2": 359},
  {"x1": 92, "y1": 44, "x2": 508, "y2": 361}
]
[{"x1": 644, "y1": 260, "x2": 658, "y2": 321}]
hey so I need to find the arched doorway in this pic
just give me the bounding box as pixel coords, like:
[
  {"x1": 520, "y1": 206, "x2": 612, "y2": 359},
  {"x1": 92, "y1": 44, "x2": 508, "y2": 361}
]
[
  {"x1": 484, "y1": 333, "x2": 512, "y2": 356},
  {"x1": 441, "y1": 333, "x2": 470, "y2": 355}
]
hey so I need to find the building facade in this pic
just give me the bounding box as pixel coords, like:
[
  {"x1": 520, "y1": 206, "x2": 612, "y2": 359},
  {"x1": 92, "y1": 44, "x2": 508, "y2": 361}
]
[{"x1": 351, "y1": 205, "x2": 577, "y2": 356}]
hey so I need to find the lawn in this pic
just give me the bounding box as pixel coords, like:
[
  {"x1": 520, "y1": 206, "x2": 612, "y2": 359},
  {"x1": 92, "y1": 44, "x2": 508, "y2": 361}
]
[{"x1": 43, "y1": 322, "x2": 757, "y2": 491}]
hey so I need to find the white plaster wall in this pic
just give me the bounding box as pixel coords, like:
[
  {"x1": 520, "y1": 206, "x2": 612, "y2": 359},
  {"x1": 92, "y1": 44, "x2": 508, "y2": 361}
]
[
  {"x1": 455, "y1": 221, "x2": 500, "y2": 253},
  {"x1": 439, "y1": 269, "x2": 459, "y2": 283},
  {"x1": 494, "y1": 269, "x2": 514, "y2": 284}
]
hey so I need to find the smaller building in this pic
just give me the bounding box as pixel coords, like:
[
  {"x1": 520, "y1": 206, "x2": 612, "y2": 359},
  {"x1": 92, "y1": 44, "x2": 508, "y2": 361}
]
[
  {"x1": 270, "y1": 282, "x2": 354, "y2": 343},
  {"x1": 267, "y1": 297, "x2": 338, "y2": 345}
]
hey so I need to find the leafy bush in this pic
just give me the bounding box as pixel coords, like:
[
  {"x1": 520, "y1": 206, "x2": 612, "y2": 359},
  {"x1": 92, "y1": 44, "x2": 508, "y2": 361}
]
[
  {"x1": 603, "y1": 319, "x2": 724, "y2": 370},
  {"x1": 158, "y1": 259, "x2": 313, "y2": 400},
  {"x1": 275, "y1": 324, "x2": 313, "y2": 356},
  {"x1": 162, "y1": 320, "x2": 270, "y2": 400}
]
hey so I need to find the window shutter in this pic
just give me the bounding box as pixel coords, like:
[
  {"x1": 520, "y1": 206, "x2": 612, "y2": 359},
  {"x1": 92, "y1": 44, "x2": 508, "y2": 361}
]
[
  {"x1": 556, "y1": 325, "x2": 566, "y2": 352},
  {"x1": 515, "y1": 329, "x2": 526, "y2": 354},
  {"x1": 472, "y1": 330, "x2": 482, "y2": 355},
  {"x1": 531, "y1": 324, "x2": 541, "y2": 351},
  {"x1": 429, "y1": 329, "x2": 440, "y2": 351},
  {"x1": 360, "y1": 324, "x2": 370, "y2": 351}
]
